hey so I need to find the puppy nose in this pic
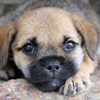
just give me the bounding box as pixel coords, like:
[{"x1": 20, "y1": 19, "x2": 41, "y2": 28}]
[{"x1": 45, "y1": 61, "x2": 61, "y2": 72}]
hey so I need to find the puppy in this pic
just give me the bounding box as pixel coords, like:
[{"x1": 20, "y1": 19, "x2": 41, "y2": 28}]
[{"x1": 0, "y1": 0, "x2": 99, "y2": 95}]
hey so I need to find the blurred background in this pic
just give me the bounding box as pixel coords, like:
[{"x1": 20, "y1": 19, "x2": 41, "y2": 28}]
[
  {"x1": 89, "y1": 0, "x2": 100, "y2": 21},
  {"x1": 0, "y1": 0, "x2": 26, "y2": 16},
  {"x1": 0, "y1": 0, "x2": 100, "y2": 18}
]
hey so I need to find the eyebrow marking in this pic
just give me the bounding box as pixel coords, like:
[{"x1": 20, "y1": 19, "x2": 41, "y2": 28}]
[{"x1": 62, "y1": 36, "x2": 70, "y2": 44}]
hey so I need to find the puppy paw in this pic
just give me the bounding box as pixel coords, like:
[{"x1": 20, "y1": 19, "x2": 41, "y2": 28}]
[
  {"x1": 59, "y1": 75, "x2": 91, "y2": 95},
  {"x1": 0, "y1": 69, "x2": 14, "y2": 80}
]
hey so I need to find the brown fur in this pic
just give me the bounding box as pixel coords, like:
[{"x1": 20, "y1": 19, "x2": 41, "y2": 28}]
[{"x1": 0, "y1": 0, "x2": 99, "y2": 96}]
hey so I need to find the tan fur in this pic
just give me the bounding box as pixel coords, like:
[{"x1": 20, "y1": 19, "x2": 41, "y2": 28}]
[
  {"x1": 0, "y1": 22, "x2": 16, "y2": 69},
  {"x1": 0, "y1": 6, "x2": 99, "y2": 95},
  {"x1": 11, "y1": 8, "x2": 83, "y2": 70}
]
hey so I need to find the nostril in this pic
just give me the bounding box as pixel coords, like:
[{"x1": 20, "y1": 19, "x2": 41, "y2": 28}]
[
  {"x1": 55, "y1": 66, "x2": 60, "y2": 70},
  {"x1": 47, "y1": 66, "x2": 52, "y2": 70},
  {"x1": 45, "y1": 61, "x2": 61, "y2": 72}
]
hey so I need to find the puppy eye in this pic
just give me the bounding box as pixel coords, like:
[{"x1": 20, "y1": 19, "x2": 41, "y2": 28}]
[
  {"x1": 64, "y1": 41, "x2": 76, "y2": 51},
  {"x1": 22, "y1": 44, "x2": 34, "y2": 54}
]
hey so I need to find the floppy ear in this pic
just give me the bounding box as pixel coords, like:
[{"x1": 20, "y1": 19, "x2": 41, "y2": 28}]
[
  {"x1": 72, "y1": 14, "x2": 98, "y2": 60},
  {"x1": 0, "y1": 22, "x2": 17, "y2": 70}
]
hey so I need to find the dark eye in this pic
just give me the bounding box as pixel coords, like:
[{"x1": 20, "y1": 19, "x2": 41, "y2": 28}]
[
  {"x1": 22, "y1": 44, "x2": 34, "y2": 54},
  {"x1": 64, "y1": 41, "x2": 76, "y2": 51}
]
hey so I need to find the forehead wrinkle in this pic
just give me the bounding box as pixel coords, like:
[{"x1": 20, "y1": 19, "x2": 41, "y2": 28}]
[{"x1": 36, "y1": 19, "x2": 77, "y2": 47}]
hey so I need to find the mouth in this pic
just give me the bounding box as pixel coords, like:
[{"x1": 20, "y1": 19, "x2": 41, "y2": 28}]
[
  {"x1": 28, "y1": 56, "x2": 78, "y2": 92},
  {"x1": 33, "y1": 79, "x2": 66, "y2": 92}
]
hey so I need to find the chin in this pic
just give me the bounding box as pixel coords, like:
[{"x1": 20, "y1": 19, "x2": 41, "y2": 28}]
[{"x1": 29, "y1": 79, "x2": 66, "y2": 92}]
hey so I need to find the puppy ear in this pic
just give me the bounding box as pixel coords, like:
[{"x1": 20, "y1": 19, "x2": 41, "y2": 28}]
[
  {"x1": 72, "y1": 14, "x2": 98, "y2": 60},
  {"x1": 0, "y1": 22, "x2": 17, "y2": 70}
]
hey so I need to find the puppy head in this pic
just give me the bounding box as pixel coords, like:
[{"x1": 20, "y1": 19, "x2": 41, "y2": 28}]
[{"x1": 0, "y1": 7, "x2": 98, "y2": 92}]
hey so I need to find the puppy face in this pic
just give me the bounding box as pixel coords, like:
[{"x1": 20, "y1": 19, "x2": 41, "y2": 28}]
[
  {"x1": 11, "y1": 8, "x2": 83, "y2": 91},
  {"x1": 0, "y1": 7, "x2": 98, "y2": 92}
]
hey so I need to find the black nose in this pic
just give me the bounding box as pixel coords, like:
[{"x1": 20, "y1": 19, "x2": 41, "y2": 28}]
[{"x1": 45, "y1": 61, "x2": 61, "y2": 72}]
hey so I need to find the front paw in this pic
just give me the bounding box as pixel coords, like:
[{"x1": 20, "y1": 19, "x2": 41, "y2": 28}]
[
  {"x1": 0, "y1": 69, "x2": 14, "y2": 80},
  {"x1": 59, "y1": 74, "x2": 91, "y2": 95}
]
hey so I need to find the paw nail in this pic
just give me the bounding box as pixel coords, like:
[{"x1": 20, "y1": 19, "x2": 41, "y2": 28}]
[
  {"x1": 60, "y1": 87, "x2": 64, "y2": 94},
  {"x1": 68, "y1": 84, "x2": 71, "y2": 88},
  {"x1": 75, "y1": 83, "x2": 78, "y2": 87},
  {"x1": 76, "y1": 87, "x2": 82, "y2": 92},
  {"x1": 67, "y1": 85, "x2": 74, "y2": 94},
  {"x1": 83, "y1": 81, "x2": 89, "y2": 88}
]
